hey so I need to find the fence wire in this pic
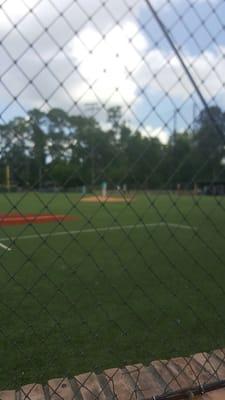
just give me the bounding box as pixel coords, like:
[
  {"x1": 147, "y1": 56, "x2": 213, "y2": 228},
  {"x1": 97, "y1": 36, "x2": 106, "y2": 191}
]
[{"x1": 0, "y1": 0, "x2": 225, "y2": 399}]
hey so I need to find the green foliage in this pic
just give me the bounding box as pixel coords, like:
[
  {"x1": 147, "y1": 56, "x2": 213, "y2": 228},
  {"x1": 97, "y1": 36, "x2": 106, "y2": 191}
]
[
  {"x1": 193, "y1": 106, "x2": 225, "y2": 180},
  {"x1": 0, "y1": 105, "x2": 225, "y2": 189}
]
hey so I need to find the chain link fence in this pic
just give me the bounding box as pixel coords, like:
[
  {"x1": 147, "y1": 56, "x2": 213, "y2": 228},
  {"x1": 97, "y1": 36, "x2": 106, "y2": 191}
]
[{"x1": 1, "y1": 0, "x2": 225, "y2": 398}]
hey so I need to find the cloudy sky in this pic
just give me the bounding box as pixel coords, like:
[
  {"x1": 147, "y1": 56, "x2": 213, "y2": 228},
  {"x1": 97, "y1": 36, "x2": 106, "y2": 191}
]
[{"x1": 0, "y1": 0, "x2": 225, "y2": 143}]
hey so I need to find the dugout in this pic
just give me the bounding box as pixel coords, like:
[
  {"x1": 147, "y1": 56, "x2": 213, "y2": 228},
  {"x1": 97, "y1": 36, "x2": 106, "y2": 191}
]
[{"x1": 197, "y1": 181, "x2": 225, "y2": 195}]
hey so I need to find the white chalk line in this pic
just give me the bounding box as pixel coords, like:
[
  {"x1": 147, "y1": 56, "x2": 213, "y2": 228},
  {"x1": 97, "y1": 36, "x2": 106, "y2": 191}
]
[
  {"x1": 0, "y1": 242, "x2": 12, "y2": 251},
  {"x1": 0, "y1": 222, "x2": 197, "y2": 248}
]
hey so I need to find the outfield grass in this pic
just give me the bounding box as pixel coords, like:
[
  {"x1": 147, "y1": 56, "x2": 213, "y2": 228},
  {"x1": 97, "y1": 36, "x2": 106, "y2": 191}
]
[{"x1": 0, "y1": 191, "x2": 225, "y2": 389}]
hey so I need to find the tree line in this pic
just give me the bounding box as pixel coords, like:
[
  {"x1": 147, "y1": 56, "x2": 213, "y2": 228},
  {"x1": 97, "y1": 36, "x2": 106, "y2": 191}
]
[{"x1": 0, "y1": 105, "x2": 225, "y2": 190}]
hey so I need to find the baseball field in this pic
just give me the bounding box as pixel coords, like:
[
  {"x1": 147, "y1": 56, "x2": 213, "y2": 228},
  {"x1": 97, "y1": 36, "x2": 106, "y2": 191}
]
[{"x1": 0, "y1": 191, "x2": 224, "y2": 388}]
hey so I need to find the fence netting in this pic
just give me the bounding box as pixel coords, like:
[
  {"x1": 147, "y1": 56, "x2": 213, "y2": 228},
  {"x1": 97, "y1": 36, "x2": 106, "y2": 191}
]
[{"x1": 1, "y1": 0, "x2": 225, "y2": 398}]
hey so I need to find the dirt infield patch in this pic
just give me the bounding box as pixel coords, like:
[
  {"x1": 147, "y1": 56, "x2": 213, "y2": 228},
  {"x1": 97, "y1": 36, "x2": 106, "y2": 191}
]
[
  {"x1": 0, "y1": 214, "x2": 79, "y2": 226},
  {"x1": 81, "y1": 195, "x2": 133, "y2": 203}
]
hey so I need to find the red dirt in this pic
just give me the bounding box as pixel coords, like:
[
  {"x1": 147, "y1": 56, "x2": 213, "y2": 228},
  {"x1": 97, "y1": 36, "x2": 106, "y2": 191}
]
[{"x1": 0, "y1": 214, "x2": 79, "y2": 226}]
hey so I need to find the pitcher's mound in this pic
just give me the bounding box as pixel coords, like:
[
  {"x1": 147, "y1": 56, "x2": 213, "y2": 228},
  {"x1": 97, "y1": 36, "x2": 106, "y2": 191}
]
[{"x1": 81, "y1": 195, "x2": 133, "y2": 203}]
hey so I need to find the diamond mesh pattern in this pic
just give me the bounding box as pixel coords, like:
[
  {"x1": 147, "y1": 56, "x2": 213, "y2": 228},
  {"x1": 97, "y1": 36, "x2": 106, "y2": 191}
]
[{"x1": 0, "y1": 0, "x2": 225, "y2": 398}]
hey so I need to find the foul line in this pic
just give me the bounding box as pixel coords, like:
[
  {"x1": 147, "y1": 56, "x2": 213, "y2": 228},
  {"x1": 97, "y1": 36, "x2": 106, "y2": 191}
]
[
  {"x1": 0, "y1": 242, "x2": 12, "y2": 251},
  {"x1": 0, "y1": 222, "x2": 197, "y2": 247}
]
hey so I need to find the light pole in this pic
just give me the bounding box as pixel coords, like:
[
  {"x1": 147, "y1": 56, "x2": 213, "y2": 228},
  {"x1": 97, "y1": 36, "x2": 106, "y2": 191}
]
[
  {"x1": 84, "y1": 103, "x2": 100, "y2": 187},
  {"x1": 192, "y1": 102, "x2": 197, "y2": 133},
  {"x1": 173, "y1": 108, "x2": 178, "y2": 135}
]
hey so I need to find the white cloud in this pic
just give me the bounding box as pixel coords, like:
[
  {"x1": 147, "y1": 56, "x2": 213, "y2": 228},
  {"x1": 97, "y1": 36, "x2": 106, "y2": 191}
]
[
  {"x1": 66, "y1": 21, "x2": 147, "y2": 106},
  {"x1": 0, "y1": 0, "x2": 145, "y2": 119},
  {"x1": 0, "y1": 0, "x2": 224, "y2": 126},
  {"x1": 135, "y1": 46, "x2": 225, "y2": 103}
]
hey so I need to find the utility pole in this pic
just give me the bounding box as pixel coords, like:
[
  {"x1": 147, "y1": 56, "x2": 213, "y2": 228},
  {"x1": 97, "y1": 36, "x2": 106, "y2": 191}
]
[
  {"x1": 192, "y1": 102, "x2": 197, "y2": 133},
  {"x1": 173, "y1": 108, "x2": 178, "y2": 135}
]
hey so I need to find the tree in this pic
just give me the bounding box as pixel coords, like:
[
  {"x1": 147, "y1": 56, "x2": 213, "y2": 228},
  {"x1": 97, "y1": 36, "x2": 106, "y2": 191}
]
[
  {"x1": 0, "y1": 117, "x2": 31, "y2": 186},
  {"x1": 126, "y1": 132, "x2": 163, "y2": 187},
  {"x1": 193, "y1": 106, "x2": 225, "y2": 180},
  {"x1": 165, "y1": 131, "x2": 194, "y2": 187},
  {"x1": 70, "y1": 115, "x2": 115, "y2": 185},
  {"x1": 107, "y1": 106, "x2": 122, "y2": 136},
  {"x1": 1, "y1": 104, "x2": 224, "y2": 191},
  {"x1": 28, "y1": 109, "x2": 47, "y2": 188},
  {"x1": 47, "y1": 108, "x2": 71, "y2": 161}
]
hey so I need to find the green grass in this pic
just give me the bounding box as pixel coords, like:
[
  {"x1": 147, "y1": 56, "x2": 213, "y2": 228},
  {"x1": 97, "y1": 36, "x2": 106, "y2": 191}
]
[{"x1": 0, "y1": 191, "x2": 225, "y2": 389}]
